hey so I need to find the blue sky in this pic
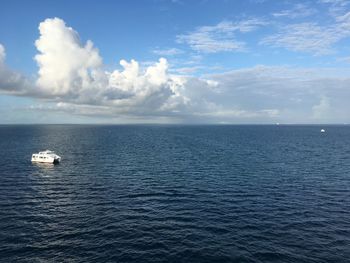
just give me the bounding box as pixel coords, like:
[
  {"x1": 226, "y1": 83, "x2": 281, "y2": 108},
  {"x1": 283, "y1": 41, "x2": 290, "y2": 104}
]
[{"x1": 1, "y1": 0, "x2": 350, "y2": 124}]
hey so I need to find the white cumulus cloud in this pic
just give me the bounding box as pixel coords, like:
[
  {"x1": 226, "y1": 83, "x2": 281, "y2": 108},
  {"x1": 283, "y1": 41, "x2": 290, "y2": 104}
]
[
  {"x1": 34, "y1": 18, "x2": 103, "y2": 96},
  {"x1": 32, "y1": 18, "x2": 192, "y2": 116}
]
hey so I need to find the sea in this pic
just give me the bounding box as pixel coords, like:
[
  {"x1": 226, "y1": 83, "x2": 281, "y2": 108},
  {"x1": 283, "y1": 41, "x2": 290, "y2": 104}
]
[{"x1": 0, "y1": 125, "x2": 350, "y2": 262}]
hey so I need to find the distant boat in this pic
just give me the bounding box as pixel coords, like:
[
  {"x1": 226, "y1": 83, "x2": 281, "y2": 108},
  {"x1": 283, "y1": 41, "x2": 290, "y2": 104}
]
[
  {"x1": 31, "y1": 150, "x2": 61, "y2": 164},
  {"x1": 320, "y1": 129, "x2": 326, "y2": 133}
]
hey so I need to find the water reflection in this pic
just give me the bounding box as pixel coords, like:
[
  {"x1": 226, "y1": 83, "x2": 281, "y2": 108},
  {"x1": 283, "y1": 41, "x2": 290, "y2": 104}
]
[
  {"x1": 32, "y1": 162, "x2": 57, "y2": 169},
  {"x1": 30, "y1": 162, "x2": 58, "y2": 178}
]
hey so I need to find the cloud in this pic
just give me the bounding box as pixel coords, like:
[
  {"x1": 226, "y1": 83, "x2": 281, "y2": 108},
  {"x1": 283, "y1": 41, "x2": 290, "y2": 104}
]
[
  {"x1": 319, "y1": 0, "x2": 350, "y2": 18},
  {"x1": 0, "y1": 44, "x2": 5, "y2": 63},
  {"x1": 195, "y1": 108, "x2": 279, "y2": 119},
  {"x1": 32, "y1": 18, "x2": 193, "y2": 116},
  {"x1": 202, "y1": 65, "x2": 350, "y2": 123},
  {"x1": 312, "y1": 96, "x2": 330, "y2": 119},
  {"x1": 337, "y1": 56, "x2": 350, "y2": 62},
  {"x1": 261, "y1": 22, "x2": 340, "y2": 55},
  {"x1": 34, "y1": 18, "x2": 103, "y2": 96},
  {"x1": 152, "y1": 48, "x2": 183, "y2": 56},
  {"x1": 2, "y1": 17, "x2": 350, "y2": 124},
  {"x1": 171, "y1": 66, "x2": 203, "y2": 74},
  {"x1": 272, "y1": 4, "x2": 316, "y2": 19},
  {"x1": 263, "y1": 4, "x2": 350, "y2": 55},
  {"x1": 105, "y1": 58, "x2": 190, "y2": 114},
  {"x1": 26, "y1": 63, "x2": 350, "y2": 123},
  {"x1": 177, "y1": 19, "x2": 267, "y2": 53},
  {"x1": 0, "y1": 43, "x2": 32, "y2": 95}
]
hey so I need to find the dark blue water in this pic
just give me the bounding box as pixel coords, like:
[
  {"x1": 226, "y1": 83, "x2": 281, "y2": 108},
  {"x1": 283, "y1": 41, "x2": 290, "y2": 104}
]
[{"x1": 1, "y1": 125, "x2": 350, "y2": 262}]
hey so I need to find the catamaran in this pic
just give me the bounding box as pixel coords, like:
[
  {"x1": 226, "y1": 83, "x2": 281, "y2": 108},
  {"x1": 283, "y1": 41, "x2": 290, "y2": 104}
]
[{"x1": 31, "y1": 150, "x2": 61, "y2": 164}]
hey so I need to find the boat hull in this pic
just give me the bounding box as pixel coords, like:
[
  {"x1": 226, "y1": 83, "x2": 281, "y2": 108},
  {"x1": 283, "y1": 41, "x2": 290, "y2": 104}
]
[{"x1": 31, "y1": 155, "x2": 61, "y2": 164}]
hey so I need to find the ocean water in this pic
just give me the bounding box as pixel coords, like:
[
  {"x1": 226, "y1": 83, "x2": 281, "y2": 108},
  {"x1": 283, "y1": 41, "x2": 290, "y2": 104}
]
[{"x1": 1, "y1": 125, "x2": 350, "y2": 262}]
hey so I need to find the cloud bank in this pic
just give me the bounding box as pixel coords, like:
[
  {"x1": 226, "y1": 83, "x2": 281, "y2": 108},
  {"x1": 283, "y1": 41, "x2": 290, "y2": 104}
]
[
  {"x1": 1, "y1": 17, "x2": 350, "y2": 123},
  {"x1": 31, "y1": 18, "x2": 197, "y2": 117}
]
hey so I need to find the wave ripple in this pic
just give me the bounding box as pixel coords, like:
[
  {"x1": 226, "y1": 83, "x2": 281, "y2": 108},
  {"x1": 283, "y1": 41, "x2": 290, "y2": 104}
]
[{"x1": 1, "y1": 125, "x2": 350, "y2": 262}]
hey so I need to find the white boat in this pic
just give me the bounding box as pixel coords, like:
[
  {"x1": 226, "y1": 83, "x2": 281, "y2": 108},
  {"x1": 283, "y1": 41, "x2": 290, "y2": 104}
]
[
  {"x1": 320, "y1": 129, "x2": 326, "y2": 133},
  {"x1": 31, "y1": 150, "x2": 61, "y2": 164}
]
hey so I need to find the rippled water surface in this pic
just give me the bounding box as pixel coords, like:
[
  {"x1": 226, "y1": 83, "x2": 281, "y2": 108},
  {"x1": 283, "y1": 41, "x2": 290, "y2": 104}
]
[{"x1": 1, "y1": 125, "x2": 350, "y2": 262}]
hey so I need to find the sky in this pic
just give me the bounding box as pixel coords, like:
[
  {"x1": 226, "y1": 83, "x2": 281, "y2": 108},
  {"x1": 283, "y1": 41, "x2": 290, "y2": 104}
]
[{"x1": 1, "y1": 0, "x2": 350, "y2": 124}]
